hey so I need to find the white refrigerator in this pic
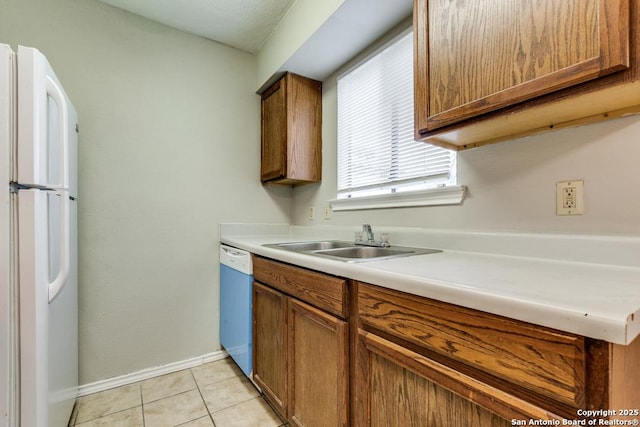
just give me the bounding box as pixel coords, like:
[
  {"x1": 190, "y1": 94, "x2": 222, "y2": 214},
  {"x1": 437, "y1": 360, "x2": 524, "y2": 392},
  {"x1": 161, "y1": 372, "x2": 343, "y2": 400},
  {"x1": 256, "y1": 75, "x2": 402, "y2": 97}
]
[{"x1": 0, "y1": 44, "x2": 78, "y2": 427}]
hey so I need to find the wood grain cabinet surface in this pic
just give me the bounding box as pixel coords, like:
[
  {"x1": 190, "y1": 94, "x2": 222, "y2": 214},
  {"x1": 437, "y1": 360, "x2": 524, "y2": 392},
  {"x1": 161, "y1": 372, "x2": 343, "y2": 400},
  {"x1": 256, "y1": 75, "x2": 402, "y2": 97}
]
[
  {"x1": 252, "y1": 256, "x2": 348, "y2": 426},
  {"x1": 355, "y1": 331, "x2": 518, "y2": 426},
  {"x1": 288, "y1": 298, "x2": 348, "y2": 427},
  {"x1": 261, "y1": 72, "x2": 322, "y2": 185},
  {"x1": 253, "y1": 282, "x2": 288, "y2": 417},
  {"x1": 414, "y1": 0, "x2": 640, "y2": 149},
  {"x1": 357, "y1": 283, "x2": 587, "y2": 410},
  {"x1": 354, "y1": 281, "x2": 640, "y2": 424}
]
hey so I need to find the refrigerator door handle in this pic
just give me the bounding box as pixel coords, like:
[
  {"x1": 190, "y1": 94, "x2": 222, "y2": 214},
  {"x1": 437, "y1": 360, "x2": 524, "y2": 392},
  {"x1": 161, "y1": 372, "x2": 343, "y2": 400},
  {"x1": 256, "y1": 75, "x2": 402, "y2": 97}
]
[
  {"x1": 45, "y1": 75, "x2": 69, "y2": 189},
  {"x1": 48, "y1": 191, "x2": 69, "y2": 303}
]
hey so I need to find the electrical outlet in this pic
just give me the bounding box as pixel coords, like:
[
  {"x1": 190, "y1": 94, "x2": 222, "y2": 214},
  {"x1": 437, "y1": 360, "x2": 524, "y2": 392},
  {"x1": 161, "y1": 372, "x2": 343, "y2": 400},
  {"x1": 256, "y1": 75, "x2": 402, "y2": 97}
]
[
  {"x1": 308, "y1": 206, "x2": 315, "y2": 221},
  {"x1": 324, "y1": 204, "x2": 331, "y2": 220},
  {"x1": 563, "y1": 187, "x2": 576, "y2": 209},
  {"x1": 556, "y1": 180, "x2": 584, "y2": 215}
]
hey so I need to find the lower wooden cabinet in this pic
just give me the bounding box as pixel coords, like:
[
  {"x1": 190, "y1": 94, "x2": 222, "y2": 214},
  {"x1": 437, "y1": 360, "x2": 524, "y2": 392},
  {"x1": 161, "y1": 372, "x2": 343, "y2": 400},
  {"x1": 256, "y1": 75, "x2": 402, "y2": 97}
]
[
  {"x1": 354, "y1": 281, "x2": 640, "y2": 425},
  {"x1": 252, "y1": 256, "x2": 640, "y2": 425},
  {"x1": 288, "y1": 298, "x2": 348, "y2": 427},
  {"x1": 253, "y1": 283, "x2": 288, "y2": 416},
  {"x1": 252, "y1": 256, "x2": 349, "y2": 426}
]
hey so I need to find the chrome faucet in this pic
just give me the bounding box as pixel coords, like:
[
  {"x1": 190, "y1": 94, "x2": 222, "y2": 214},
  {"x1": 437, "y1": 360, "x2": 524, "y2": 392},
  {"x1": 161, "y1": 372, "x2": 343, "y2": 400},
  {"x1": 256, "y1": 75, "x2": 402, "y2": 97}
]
[
  {"x1": 363, "y1": 224, "x2": 374, "y2": 242},
  {"x1": 356, "y1": 224, "x2": 390, "y2": 247}
]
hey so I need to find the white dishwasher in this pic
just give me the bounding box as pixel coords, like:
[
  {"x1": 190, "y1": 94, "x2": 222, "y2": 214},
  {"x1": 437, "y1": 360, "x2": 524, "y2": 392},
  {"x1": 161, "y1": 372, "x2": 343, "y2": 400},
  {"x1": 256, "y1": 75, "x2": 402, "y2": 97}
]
[{"x1": 219, "y1": 244, "x2": 253, "y2": 377}]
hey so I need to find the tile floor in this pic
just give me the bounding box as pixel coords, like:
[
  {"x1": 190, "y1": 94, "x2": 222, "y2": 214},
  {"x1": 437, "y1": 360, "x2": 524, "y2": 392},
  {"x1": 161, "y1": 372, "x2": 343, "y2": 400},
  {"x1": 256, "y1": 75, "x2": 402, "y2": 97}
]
[{"x1": 68, "y1": 357, "x2": 287, "y2": 427}]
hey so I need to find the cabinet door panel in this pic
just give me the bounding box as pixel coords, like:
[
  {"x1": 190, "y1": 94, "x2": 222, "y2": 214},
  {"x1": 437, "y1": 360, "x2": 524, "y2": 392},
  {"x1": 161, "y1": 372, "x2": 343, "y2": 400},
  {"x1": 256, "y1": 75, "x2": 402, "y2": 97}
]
[
  {"x1": 253, "y1": 282, "x2": 288, "y2": 417},
  {"x1": 415, "y1": 0, "x2": 630, "y2": 133},
  {"x1": 369, "y1": 352, "x2": 428, "y2": 426},
  {"x1": 261, "y1": 79, "x2": 287, "y2": 182},
  {"x1": 288, "y1": 299, "x2": 348, "y2": 427},
  {"x1": 355, "y1": 330, "x2": 561, "y2": 426},
  {"x1": 370, "y1": 353, "x2": 510, "y2": 427}
]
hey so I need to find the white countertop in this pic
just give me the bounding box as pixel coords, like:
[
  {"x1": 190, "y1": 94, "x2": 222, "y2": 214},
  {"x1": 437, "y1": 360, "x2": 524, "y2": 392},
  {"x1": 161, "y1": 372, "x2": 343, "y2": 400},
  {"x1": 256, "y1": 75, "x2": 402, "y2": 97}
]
[{"x1": 220, "y1": 224, "x2": 640, "y2": 345}]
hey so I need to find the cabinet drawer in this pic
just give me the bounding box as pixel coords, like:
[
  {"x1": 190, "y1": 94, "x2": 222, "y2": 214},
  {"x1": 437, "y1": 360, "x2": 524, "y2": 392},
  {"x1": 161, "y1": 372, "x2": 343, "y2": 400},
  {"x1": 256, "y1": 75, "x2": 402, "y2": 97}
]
[
  {"x1": 357, "y1": 283, "x2": 586, "y2": 408},
  {"x1": 253, "y1": 256, "x2": 347, "y2": 319}
]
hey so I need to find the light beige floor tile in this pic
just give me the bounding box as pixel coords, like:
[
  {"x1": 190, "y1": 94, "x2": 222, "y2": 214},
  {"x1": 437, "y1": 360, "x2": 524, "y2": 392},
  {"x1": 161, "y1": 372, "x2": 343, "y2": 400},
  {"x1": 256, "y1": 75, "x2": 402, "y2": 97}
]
[
  {"x1": 176, "y1": 415, "x2": 215, "y2": 426},
  {"x1": 143, "y1": 389, "x2": 208, "y2": 427},
  {"x1": 191, "y1": 358, "x2": 242, "y2": 387},
  {"x1": 200, "y1": 375, "x2": 260, "y2": 413},
  {"x1": 75, "y1": 406, "x2": 143, "y2": 427},
  {"x1": 141, "y1": 369, "x2": 196, "y2": 403},
  {"x1": 75, "y1": 383, "x2": 141, "y2": 424},
  {"x1": 211, "y1": 397, "x2": 282, "y2": 427}
]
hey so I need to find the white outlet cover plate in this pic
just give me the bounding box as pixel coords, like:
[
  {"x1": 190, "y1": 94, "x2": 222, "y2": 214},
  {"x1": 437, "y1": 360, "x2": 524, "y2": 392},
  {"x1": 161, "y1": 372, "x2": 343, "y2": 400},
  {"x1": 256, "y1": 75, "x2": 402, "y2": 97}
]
[
  {"x1": 556, "y1": 180, "x2": 584, "y2": 215},
  {"x1": 323, "y1": 204, "x2": 331, "y2": 220}
]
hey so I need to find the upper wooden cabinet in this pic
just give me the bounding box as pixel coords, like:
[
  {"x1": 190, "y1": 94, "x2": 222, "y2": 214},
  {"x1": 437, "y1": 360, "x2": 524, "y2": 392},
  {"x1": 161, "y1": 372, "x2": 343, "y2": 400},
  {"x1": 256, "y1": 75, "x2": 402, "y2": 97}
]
[
  {"x1": 261, "y1": 72, "x2": 322, "y2": 185},
  {"x1": 414, "y1": 0, "x2": 640, "y2": 149}
]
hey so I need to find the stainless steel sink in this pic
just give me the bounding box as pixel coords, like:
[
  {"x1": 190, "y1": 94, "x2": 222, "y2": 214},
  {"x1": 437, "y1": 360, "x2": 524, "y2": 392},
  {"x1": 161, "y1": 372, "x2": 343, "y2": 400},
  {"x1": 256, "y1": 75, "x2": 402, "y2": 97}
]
[
  {"x1": 263, "y1": 241, "x2": 441, "y2": 263},
  {"x1": 265, "y1": 241, "x2": 355, "y2": 252},
  {"x1": 313, "y1": 246, "x2": 441, "y2": 262}
]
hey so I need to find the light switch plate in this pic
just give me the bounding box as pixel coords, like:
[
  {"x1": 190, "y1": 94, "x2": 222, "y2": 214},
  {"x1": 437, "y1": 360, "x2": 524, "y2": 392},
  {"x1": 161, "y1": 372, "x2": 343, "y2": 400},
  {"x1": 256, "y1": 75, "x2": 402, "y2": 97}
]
[
  {"x1": 556, "y1": 180, "x2": 584, "y2": 215},
  {"x1": 323, "y1": 204, "x2": 331, "y2": 220}
]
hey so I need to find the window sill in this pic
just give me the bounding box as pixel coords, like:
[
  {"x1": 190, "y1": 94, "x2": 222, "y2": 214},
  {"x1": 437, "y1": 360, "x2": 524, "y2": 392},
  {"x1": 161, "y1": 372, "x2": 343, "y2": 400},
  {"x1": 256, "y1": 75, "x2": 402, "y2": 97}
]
[{"x1": 329, "y1": 185, "x2": 466, "y2": 211}]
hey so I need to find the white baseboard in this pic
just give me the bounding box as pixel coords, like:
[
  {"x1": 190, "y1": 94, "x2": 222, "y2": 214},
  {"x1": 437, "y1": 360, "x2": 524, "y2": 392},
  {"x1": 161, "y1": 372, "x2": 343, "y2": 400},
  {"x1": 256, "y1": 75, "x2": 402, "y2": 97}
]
[{"x1": 77, "y1": 350, "x2": 229, "y2": 397}]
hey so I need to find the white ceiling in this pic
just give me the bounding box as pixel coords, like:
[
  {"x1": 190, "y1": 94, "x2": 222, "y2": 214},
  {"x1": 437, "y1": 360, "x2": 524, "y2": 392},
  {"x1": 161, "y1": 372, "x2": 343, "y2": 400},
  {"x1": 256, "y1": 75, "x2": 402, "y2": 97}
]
[{"x1": 99, "y1": 0, "x2": 296, "y2": 54}]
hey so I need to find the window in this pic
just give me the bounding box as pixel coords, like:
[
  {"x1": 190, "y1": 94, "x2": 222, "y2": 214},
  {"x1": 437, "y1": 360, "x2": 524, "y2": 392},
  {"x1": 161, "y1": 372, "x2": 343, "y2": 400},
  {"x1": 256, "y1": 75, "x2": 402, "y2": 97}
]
[{"x1": 334, "y1": 30, "x2": 461, "y2": 210}]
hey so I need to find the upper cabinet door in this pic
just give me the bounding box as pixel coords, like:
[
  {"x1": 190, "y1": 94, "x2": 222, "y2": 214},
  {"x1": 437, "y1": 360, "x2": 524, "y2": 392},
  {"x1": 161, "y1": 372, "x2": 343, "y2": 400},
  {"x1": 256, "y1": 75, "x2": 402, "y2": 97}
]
[
  {"x1": 414, "y1": 0, "x2": 630, "y2": 135},
  {"x1": 260, "y1": 72, "x2": 322, "y2": 186},
  {"x1": 261, "y1": 78, "x2": 288, "y2": 183}
]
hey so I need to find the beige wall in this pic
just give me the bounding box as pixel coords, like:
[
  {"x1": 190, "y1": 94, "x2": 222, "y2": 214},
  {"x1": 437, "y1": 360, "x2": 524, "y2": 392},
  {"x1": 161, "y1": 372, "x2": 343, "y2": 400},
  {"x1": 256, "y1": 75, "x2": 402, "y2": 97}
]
[
  {"x1": 0, "y1": 0, "x2": 292, "y2": 383},
  {"x1": 292, "y1": 67, "x2": 640, "y2": 235}
]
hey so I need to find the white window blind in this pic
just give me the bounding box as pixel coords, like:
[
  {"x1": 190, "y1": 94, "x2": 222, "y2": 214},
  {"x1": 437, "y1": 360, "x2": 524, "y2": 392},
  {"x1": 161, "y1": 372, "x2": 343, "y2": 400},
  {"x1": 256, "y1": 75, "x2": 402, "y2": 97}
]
[{"x1": 337, "y1": 31, "x2": 455, "y2": 200}]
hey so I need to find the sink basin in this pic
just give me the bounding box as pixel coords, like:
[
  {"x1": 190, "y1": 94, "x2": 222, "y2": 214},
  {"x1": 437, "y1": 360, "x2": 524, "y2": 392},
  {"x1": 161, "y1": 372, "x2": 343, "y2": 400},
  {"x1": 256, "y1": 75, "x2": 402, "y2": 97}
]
[
  {"x1": 313, "y1": 246, "x2": 441, "y2": 262},
  {"x1": 265, "y1": 241, "x2": 355, "y2": 252},
  {"x1": 263, "y1": 241, "x2": 441, "y2": 263}
]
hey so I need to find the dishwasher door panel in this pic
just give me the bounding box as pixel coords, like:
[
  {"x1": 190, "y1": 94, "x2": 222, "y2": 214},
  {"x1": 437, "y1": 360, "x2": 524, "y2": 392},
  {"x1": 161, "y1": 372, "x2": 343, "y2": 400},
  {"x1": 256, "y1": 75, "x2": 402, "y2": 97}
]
[{"x1": 219, "y1": 263, "x2": 253, "y2": 377}]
